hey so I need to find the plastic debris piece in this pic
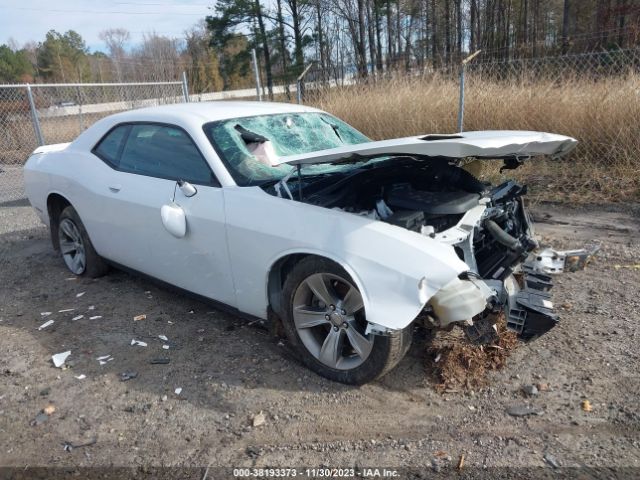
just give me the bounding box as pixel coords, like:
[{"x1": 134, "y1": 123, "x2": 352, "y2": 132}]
[
  {"x1": 76, "y1": 292, "x2": 85, "y2": 298},
  {"x1": 581, "y1": 400, "x2": 593, "y2": 412},
  {"x1": 544, "y1": 453, "x2": 560, "y2": 469},
  {"x1": 72, "y1": 315, "x2": 84, "y2": 321},
  {"x1": 43, "y1": 404, "x2": 56, "y2": 415},
  {"x1": 62, "y1": 437, "x2": 97, "y2": 452},
  {"x1": 96, "y1": 355, "x2": 113, "y2": 365},
  {"x1": 89, "y1": 316, "x2": 102, "y2": 320},
  {"x1": 130, "y1": 339, "x2": 147, "y2": 347},
  {"x1": 38, "y1": 320, "x2": 54, "y2": 330},
  {"x1": 162, "y1": 345, "x2": 170, "y2": 350},
  {"x1": 167, "y1": 320, "x2": 174, "y2": 325},
  {"x1": 174, "y1": 387, "x2": 182, "y2": 395},
  {"x1": 133, "y1": 314, "x2": 146, "y2": 321},
  {"x1": 75, "y1": 374, "x2": 86, "y2": 380},
  {"x1": 52, "y1": 351, "x2": 71, "y2": 368},
  {"x1": 32, "y1": 412, "x2": 49, "y2": 426},
  {"x1": 150, "y1": 358, "x2": 170, "y2": 365},
  {"x1": 457, "y1": 454, "x2": 465, "y2": 471},
  {"x1": 158, "y1": 335, "x2": 168, "y2": 341},
  {"x1": 252, "y1": 411, "x2": 266, "y2": 427},
  {"x1": 88, "y1": 305, "x2": 95, "y2": 310},
  {"x1": 40, "y1": 312, "x2": 52, "y2": 317},
  {"x1": 58, "y1": 308, "x2": 74, "y2": 313},
  {"x1": 120, "y1": 371, "x2": 138, "y2": 382}
]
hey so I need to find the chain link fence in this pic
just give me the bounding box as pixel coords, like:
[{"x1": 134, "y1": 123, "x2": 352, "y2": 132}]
[
  {"x1": 2, "y1": 48, "x2": 639, "y2": 203},
  {"x1": 0, "y1": 81, "x2": 185, "y2": 203}
]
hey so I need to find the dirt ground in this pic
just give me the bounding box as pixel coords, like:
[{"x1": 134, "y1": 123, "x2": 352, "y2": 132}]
[{"x1": 1, "y1": 199, "x2": 639, "y2": 478}]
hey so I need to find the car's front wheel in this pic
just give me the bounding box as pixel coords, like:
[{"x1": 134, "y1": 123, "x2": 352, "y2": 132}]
[
  {"x1": 57, "y1": 206, "x2": 109, "y2": 278},
  {"x1": 281, "y1": 257, "x2": 412, "y2": 384}
]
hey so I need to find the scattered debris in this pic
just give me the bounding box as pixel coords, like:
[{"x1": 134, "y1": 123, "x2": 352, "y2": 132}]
[
  {"x1": 76, "y1": 292, "x2": 85, "y2": 298},
  {"x1": 537, "y1": 383, "x2": 550, "y2": 392},
  {"x1": 150, "y1": 358, "x2": 170, "y2": 365},
  {"x1": 174, "y1": 387, "x2": 182, "y2": 395},
  {"x1": 543, "y1": 453, "x2": 560, "y2": 469},
  {"x1": 38, "y1": 319, "x2": 54, "y2": 330},
  {"x1": 506, "y1": 405, "x2": 543, "y2": 417},
  {"x1": 581, "y1": 400, "x2": 593, "y2": 412},
  {"x1": 96, "y1": 355, "x2": 113, "y2": 365},
  {"x1": 162, "y1": 345, "x2": 170, "y2": 350},
  {"x1": 75, "y1": 374, "x2": 86, "y2": 380},
  {"x1": 58, "y1": 308, "x2": 74, "y2": 313},
  {"x1": 521, "y1": 385, "x2": 539, "y2": 396},
  {"x1": 51, "y1": 351, "x2": 71, "y2": 368},
  {"x1": 130, "y1": 339, "x2": 147, "y2": 347},
  {"x1": 71, "y1": 315, "x2": 84, "y2": 321},
  {"x1": 252, "y1": 411, "x2": 266, "y2": 427},
  {"x1": 88, "y1": 305, "x2": 95, "y2": 310},
  {"x1": 133, "y1": 314, "x2": 146, "y2": 321},
  {"x1": 62, "y1": 437, "x2": 97, "y2": 452},
  {"x1": 457, "y1": 454, "x2": 465, "y2": 471},
  {"x1": 32, "y1": 412, "x2": 49, "y2": 426},
  {"x1": 89, "y1": 316, "x2": 102, "y2": 320},
  {"x1": 40, "y1": 312, "x2": 52, "y2": 317},
  {"x1": 43, "y1": 404, "x2": 56, "y2": 415},
  {"x1": 158, "y1": 335, "x2": 168, "y2": 341},
  {"x1": 120, "y1": 371, "x2": 138, "y2": 382},
  {"x1": 614, "y1": 264, "x2": 640, "y2": 270}
]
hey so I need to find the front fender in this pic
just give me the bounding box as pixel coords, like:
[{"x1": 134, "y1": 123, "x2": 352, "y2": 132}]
[{"x1": 224, "y1": 187, "x2": 471, "y2": 330}]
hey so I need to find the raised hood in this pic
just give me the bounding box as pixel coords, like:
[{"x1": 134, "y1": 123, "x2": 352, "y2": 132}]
[{"x1": 272, "y1": 130, "x2": 577, "y2": 167}]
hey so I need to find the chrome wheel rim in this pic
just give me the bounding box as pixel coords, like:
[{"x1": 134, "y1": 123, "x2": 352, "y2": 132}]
[
  {"x1": 58, "y1": 218, "x2": 86, "y2": 275},
  {"x1": 292, "y1": 273, "x2": 373, "y2": 370}
]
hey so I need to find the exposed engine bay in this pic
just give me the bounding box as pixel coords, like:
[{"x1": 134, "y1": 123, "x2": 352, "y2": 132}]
[{"x1": 273, "y1": 158, "x2": 562, "y2": 342}]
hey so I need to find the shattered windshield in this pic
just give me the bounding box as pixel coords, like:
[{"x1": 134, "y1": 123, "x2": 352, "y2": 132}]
[{"x1": 203, "y1": 112, "x2": 371, "y2": 186}]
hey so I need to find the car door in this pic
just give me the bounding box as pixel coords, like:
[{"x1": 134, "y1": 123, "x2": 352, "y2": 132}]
[{"x1": 90, "y1": 122, "x2": 236, "y2": 306}]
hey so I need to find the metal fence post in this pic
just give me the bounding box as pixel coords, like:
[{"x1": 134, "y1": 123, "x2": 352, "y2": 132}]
[
  {"x1": 457, "y1": 65, "x2": 466, "y2": 132},
  {"x1": 296, "y1": 63, "x2": 315, "y2": 105},
  {"x1": 457, "y1": 50, "x2": 482, "y2": 133},
  {"x1": 181, "y1": 71, "x2": 190, "y2": 103},
  {"x1": 251, "y1": 49, "x2": 262, "y2": 101},
  {"x1": 26, "y1": 84, "x2": 44, "y2": 146}
]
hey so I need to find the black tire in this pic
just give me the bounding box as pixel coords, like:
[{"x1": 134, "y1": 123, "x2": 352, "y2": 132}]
[
  {"x1": 57, "y1": 206, "x2": 109, "y2": 278},
  {"x1": 281, "y1": 256, "x2": 412, "y2": 385}
]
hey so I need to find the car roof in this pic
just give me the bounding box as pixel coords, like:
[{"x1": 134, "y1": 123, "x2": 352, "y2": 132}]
[
  {"x1": 69, "y1": 100, "x2": 326, "y2": 157},
  {"x1": 105, "y1": 100, "x2": 322, "y2": 124}
]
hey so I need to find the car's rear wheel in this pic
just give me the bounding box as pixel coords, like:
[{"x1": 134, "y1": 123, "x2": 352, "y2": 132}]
[
  {"x1": 281, "y1": 257, "x2": 412, "y2": 384},
  {"x1": 57, "y1": 206, "x2": 108, "y2": 278}
]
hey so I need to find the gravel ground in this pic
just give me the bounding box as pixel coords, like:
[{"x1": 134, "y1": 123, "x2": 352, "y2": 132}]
[{"x1": 0, "y1": 200, "x2": 639, "y2": 478}]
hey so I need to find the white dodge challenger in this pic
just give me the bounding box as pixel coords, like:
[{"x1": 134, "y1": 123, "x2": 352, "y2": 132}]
[{"x1": 24, "y1": 101, "x2": 577, "y2": 384}]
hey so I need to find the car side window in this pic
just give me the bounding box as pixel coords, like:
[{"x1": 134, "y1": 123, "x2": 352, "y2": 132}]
[
  {"x1": 93, "y1": 125, "x2": 129, "y2": 167},
  {"x1": 115, "y1": 124, "x2": 216, "y2": 186}
]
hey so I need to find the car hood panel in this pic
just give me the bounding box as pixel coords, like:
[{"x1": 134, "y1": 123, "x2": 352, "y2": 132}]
[{"x1": 272, "y1": 130, "x2": 577, "y2": 166}]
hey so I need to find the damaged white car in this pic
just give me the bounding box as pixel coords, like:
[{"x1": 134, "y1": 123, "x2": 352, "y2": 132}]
[{"x1": 24, "y1": 102, "x2": 577, "y2": 384}]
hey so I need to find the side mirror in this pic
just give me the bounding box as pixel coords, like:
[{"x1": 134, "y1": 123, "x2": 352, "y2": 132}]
[
  {"x1": 161, "y1": 202, "x2": 186, "y2": 238},
  {"x1": 178, "y1": 180, "x2": 197, "y2": 198}
]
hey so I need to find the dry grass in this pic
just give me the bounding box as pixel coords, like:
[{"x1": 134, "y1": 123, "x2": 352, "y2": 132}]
[
  {"x1": 424, "y1": 316, "x2": 520, "y2": 391},
  {"x1": 309, "y1": 73, "x2": 640, "y2": 202}
]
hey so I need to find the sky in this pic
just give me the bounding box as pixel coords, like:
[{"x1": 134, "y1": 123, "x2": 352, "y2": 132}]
[{"x1": 0, "y1": 0, "x2": 215, "y2": 52}]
